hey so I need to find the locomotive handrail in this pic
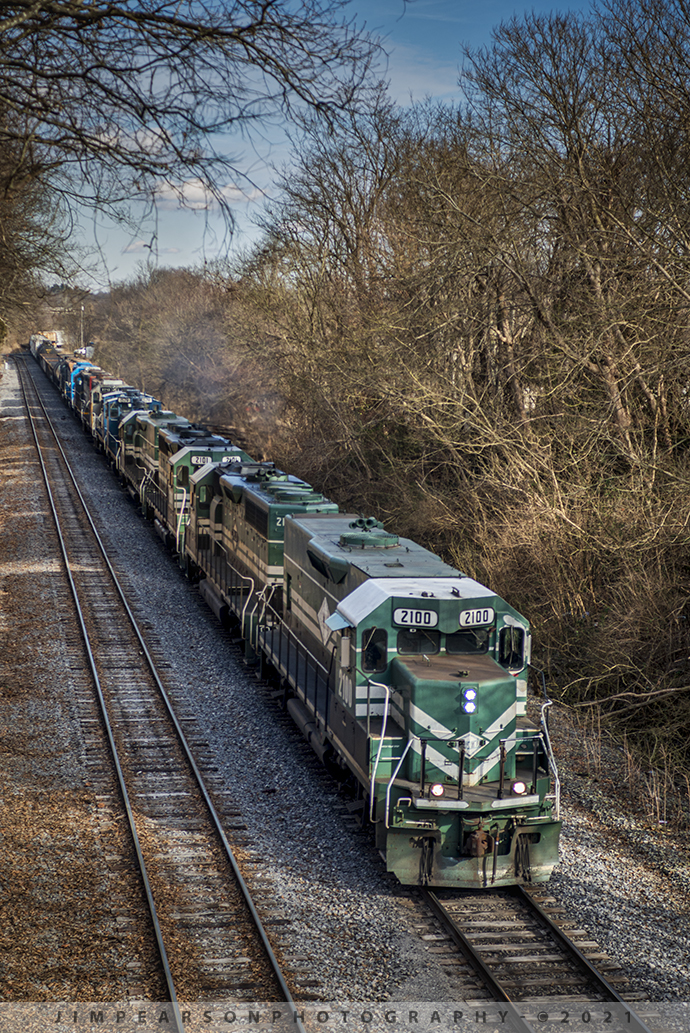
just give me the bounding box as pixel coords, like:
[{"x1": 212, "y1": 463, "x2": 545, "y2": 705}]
[
  {"x1": 360, "y1": 673, "x2": 391, "y2": 822},
  {"x1": 139, "y1": 468, "x2": 152, "y2": 507},
  {"x1": 239, "y1": 571, "x2": 255, "y2": 637},
  {"x1": 258, "y1": 583, "x2": 278, "y2": 624},
  {"x1": 245, "y1": 583, "x2": 274, "y2": 645},
  {"x1": 540, "y1": 701, "x2": 560, "y2": 819},
  {"x1": 175, "y1": 487, "x2": 187, "y2": 553},
  {"x1": 381, "y1": 725, "x2": 560, "y2": 829},
  {"x1": 227, "y1": 564, "x2": 284, "y2": 653},
  {"x1": 529, "y1": 664, "x2": 561, "y2": 820},
  {"x1": 256, "y1": 615, "x2": 332, "y2": 677},
  {"x1": 384, "y1": 738, "x2": 414, "y2": 828}
]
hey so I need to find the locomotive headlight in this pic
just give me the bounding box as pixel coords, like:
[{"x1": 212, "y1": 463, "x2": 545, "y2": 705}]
[
  {"x1": 462, "y1": 687, "x2": 477, "y2": 713},
  {"x1": 430, "y1": 783, "x2": 445, "y2": 798},
  {"x1": 512, "y1": 780, "x2": 528, "y2": 795}
]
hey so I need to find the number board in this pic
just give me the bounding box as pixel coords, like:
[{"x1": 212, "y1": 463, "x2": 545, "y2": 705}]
[
  {"x1": 393, "y1": 608, "x2": 439, "y2": 628},
  {"x1": 191, "y1": 455, "x2": 212, "y2": 465},
  {"x1": 459, "y1": 607, "x2": 495, "y2": 628}
]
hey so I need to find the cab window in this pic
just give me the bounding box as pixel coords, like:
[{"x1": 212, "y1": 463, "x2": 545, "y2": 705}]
[
  {"x1": 362, "y1": 628, "x2": 388, "y2": 672},
  {"x1": 499, "y1": 626, "x2": 525, "y2": 669},
  {"x1": 397, "y1": 628, "x2": 440, "y2": 654},
  {"x1": 446, "y1": 629, "x2": 490, "y2": 654}
]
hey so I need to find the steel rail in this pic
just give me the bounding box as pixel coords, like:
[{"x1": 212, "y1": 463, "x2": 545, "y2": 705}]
[
  {"x1": 422, "y1": 889, "x2": 539, "y2": 1033},
  {"x1": 18, "y1": 357, "x2": 304, "y2": 1025},
  {"x1": 424, "y1": 886, "x2": 657, "y2": 1033},
  {"x1": 514, "y1": 887, "x2": 656, "y2": 1033}
]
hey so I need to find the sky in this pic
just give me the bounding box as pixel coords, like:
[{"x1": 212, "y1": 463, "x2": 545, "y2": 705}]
[{"x1": 80, "y1": 0, "x2": 593, "y2": 290}]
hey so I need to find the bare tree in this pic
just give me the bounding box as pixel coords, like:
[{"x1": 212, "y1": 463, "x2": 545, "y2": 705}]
[
  {"x1": 0, "y1": 135, "x2": 76, "y2": 323},
  {"x1": 0, "y1": 0, "x2": 380, "y2": 217},
  {"x1": 458, "y1": 11, "x2": 687, "y2": 474},
  {"x1": 87, "y1": 265, "x2": 278, "y2": 447}
]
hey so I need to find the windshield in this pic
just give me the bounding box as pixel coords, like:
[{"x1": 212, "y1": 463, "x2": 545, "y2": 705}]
[
  {"x1": 397, "y1": 628, "x2": 440, "y2": 654},
  {"x1": 446, "y1": 629, "x2": 490, "y2": 654}
]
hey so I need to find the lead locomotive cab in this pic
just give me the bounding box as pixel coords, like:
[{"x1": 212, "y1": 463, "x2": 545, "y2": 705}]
[{"x1": 263, "y1": 513, "x2": 561, "y2": 888}]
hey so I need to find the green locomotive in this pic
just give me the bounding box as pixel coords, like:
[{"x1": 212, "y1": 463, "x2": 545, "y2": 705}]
[
  {"x1": 185, "y1": 461, "x2": 339, "y2": 645},
  {"x1": 253, "y1": 513, "x2": 560, "y2": 887},
  {"x1": 186, "y1": 488, "x2": 561, "y2": 887}
]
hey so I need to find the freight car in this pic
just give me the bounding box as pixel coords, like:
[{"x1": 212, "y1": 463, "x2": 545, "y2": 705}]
[
  {"x1": 30, "y1": 338, "x2": 561, "y2": 889},
  {"x1": 30, "y1": 336, "x2": 63, "y2": 380}
]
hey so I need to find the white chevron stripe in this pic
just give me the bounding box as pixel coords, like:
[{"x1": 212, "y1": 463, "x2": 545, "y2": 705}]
[
  {"x1": 403, "y1": 699, "x2": 519, "y2": 786},
  {"x1": 409, "y1": 701, "x2": 455, "y2": 737},
  {"x1": 481, "y1": 702, "x2": 517, "y2": 739},
  {"x1": 403, "y1": 740, "x2": 504, "y2": 786},
  {"x1": 465, "y1": 746, "x2": 502, "y2": 785},
  {"x1": 356, "y1": 686, "x2": 387, "y2": 698},
  {"x1": 410, "y1": 737, "x2": 460, "y2": 779}
]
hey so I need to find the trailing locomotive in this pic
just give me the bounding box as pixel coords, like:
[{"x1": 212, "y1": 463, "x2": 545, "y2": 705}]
[{"x1": 29, "y1": 335, "x2": 561, "y2": 888}]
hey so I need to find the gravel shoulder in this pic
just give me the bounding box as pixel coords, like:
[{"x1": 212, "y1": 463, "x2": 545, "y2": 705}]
[
  {"x1": 545, "y1": 706, "x2": 690, "y2": 1002},
  {"x1": 0, "y1": 353, "x2": 688, "y2": 1005}
]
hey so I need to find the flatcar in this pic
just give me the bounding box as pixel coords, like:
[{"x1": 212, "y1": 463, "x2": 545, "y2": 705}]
[{"x1": 30, "y1": 336, "x2": 561, "y2": 889}]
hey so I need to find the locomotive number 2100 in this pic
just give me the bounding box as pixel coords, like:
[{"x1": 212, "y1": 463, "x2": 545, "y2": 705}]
[
  {"x1": 459, "y1": 607, "x2": 495, "y2": 627},
  {"x1": 393, "y1": 608, "x2": 439, "y2": 628}
]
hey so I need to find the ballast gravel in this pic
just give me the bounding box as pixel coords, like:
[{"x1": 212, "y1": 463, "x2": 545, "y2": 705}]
[{"x1": 0, "y1": 353, "x2": 688, "y2": 1008}]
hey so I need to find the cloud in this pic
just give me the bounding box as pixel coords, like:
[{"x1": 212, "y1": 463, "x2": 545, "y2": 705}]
[
  {"x1": 154, "y1": 178, "x2": 263, "y2": 211},
  {"x1": 122, "y1": 240, "x2": 181, "y2": 254}
]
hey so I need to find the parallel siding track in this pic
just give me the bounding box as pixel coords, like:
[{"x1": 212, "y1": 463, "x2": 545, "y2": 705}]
[{"x1": 15, "y1": 356, "x2": 301, "y2": 1026}]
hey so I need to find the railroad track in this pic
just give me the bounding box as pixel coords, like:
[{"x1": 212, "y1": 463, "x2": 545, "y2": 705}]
[
  {"x1": 15, "y1": 357, "x2": 303, "y2": 1019},
  {"x1": 420, "y1": 886, "x2": 659, "y2": 1033}
]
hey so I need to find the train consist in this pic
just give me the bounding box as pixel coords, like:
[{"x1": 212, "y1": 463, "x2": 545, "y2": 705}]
[{"x1": 29, "y1": 335, "x2": 562, "y2": 888}]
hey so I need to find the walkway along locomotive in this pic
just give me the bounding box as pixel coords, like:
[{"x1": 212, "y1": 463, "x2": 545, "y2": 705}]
[{"x1": 30, "y1": 336, "x2": 562, "y2": 888}]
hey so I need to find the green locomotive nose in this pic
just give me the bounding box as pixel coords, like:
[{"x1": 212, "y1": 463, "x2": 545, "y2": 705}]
[{"x1": 390, "y1": 653, "x2": 519, "y2": 788}]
